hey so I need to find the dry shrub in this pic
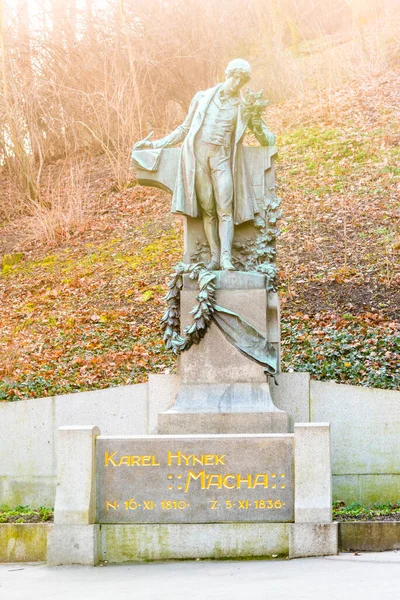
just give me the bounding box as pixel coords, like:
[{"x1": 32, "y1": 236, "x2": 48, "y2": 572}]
[
  {"x1": 257, "y1": 5, "x2": 400, "y2": 103},
  {"x1": 0, "y1": 339, "x2": 20, "y2": 381},
  {"x1": 22, "y1": 161, "x2": 96, "y2": 247},
  {"x1": 0, "y1": 0, "x2": 399, "y2": 240}
]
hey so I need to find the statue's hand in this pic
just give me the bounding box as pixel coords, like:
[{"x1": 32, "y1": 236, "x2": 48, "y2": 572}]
[{"x1": 134, "y1": 140, "x2": 154, "y2": 150}]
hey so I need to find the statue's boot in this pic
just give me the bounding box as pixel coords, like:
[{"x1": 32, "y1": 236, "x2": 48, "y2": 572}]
[
  {"x1": 220, "y1": 256, "x2": 235, "y2": 271},
  {"x1": 203, "y1": 215, "x2": 220, "y2": 270},
  {"x1": 220, "y1": 217, "x2": 235, "y2": 271}
]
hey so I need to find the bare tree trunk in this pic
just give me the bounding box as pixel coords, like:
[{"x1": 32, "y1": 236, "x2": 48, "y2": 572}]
[
  {"x1": 67, "y1": 0, "x2": 77, "y2": 48},
  {"x1": 17, "y1": 0, "x2": 29, "y2": 43},
  {"x1": 0, "y1": 0, "x2": 35, "y2": 199},
  {"x1": 16, "y1": 0, "x2": 33, "y2": 79},
  {"x1": 51, "y1": 0, "x2": 66, "y2": 46},
  {"x1": 270, "y1": 0, "x2": 286, "y2": 50},
  {"x1": 86, "y1": 0, "x2": 95, "y2": 48},
  {"x1": 254, "y1": 0, "x2": 274, "y2": 51},
  {"x1": 119, "y1": 0, "x2": 142, "y2": 137}
]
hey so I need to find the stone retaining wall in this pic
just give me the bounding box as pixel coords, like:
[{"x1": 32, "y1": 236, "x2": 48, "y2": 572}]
[
  {"x1": 2, "y1": 520, "x2": 399, "y2": 563},
  {"x1": 0, "y1": 374, "x2": 399, "y2": 507},
  {"x1": 0, "y1": 524, "x2": 51, "y2": 562}
]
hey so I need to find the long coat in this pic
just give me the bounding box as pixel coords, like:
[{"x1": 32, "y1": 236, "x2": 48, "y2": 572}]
[{"x1": 153, "y1": 84, "x2": 276, "y2": 225}]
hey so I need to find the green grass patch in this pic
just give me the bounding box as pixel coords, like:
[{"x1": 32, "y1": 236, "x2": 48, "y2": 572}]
[
  {"x1": 333, "y1": 501, "x2": 400, "y2": 521},
  {"x1": 0, "y1": 505, "x2": 54, "y2": 523},
  {"x1": 280, "y1": 125, "x2": 381, "y2": 177}
]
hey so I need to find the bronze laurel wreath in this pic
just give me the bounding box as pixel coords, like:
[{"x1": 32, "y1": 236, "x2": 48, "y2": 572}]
[{"x1": 160, "y1": 263, "x2": 217, "y2": 354}]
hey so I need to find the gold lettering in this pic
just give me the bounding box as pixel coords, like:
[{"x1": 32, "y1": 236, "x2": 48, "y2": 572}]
[
  {"x1": 236, "y1": 473, "x2": 252, "y2": 489},
  {"x1": 106, "y1": 452, "x2": 161, "y2": 468},
  {"x1": 253, "y1": 474, "x2": 269, "y2": 488},
  {"x1": 166, "y1": 452, "x2": 226, "y2": 466},
  {"x1": 168, "y1": 450, "x2": 181, "y2": 466},
  {"x1": 106, "y1": 501, "x2": 117, "y2": 510},
  {"x1": 105, "y1": 451, "x2": 117, "y2": 467},
  {"x1": 181, "y1": 453, "x2": 193, "y2": 466},
  {"x1": 210, "y1": 500, "x2": 219, "y2": 510},
  {"x1": 222, "y1": 474, "x2": 235, "y2": 489},
  {"x1": 185, "y1": 470, "x2": 205, "y2": 492},
  {"x1": 206, "y1": 474, "x2": 222, "y2": 489}
]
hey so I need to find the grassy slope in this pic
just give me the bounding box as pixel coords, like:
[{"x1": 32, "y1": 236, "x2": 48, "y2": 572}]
[{"x1": 0, "y1": 70, "x2": 399, "y2": 400}]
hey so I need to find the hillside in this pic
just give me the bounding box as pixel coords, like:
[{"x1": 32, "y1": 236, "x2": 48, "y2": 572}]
[{"x1": 0, "y1": 69, "x2": 399, "y2": 401}]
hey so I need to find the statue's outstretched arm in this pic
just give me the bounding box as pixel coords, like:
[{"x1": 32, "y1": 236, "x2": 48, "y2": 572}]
[
  {"x1": 135, "y1": 93, "x2": 200, "y2": 150},
  {"x1": 248, "y1": 116, "x2": 276, "y2": 147}
]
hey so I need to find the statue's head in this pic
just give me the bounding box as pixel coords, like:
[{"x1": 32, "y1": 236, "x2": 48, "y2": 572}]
[{"x1": 224, "y1": 59, "x2": 251, "y2": 94}]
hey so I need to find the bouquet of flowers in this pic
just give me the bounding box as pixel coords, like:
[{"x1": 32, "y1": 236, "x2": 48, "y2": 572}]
[{"x1": 242, "y1": 89, "x2": 269, "y2": 121}]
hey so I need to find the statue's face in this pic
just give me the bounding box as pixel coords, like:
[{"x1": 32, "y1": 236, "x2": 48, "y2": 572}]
[{"x1": 224, "y1": 71, "x2": 251, "y2": 95}]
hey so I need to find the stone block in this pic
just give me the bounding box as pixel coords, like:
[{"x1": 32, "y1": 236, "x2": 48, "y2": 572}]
[
  {"x1": 339, "y1": 522, "x2": 400, "y2": 552},
  {"x1": 54, "y1": 426, "x2": 100, "y2": 525},
  {"x1": 183, "y1": 270, "x2": 266, "y2": 290},
  {"x1": 0, "y1": 396, "x2": 55, "y2": 507},
  {"x1": 294, "y1": 423, "x2": 332, "y2": 523},
  {"x1": 0, "y1": 524, "x2": 51, "y2": 562},
  {"x1": 179, "y1": 270, "x2": 280, "y2": 385},
  {"x1": 101, "y1": 523, "x2": 289, "y2": 562},
  {"x1": 0, "y1": 397, "x2": 54, "y2": 479},
  {"x1": 97, "y1": 434, "x2": 294, "y2": 523},
  {"x1": 272, "y1": 372, "x2": 310, "y2": 432},
  {"x1": 55, "y1": 384, "x2": 148, "y2": 436},
  {"x1": 159, "y1": 381, "x2": 289, "y2": 434},
  {"x1": 158, "y1": 411, "x2": 289, "y2": 434},
  {"x1": 266, "y1": 291, "x2": 280, "y2": 347},
  {"x1": 179, "y1": 289, "x2": 268, "y2": 384},
  {"x1": 170, "y1": 382, "x2": 280, "y2": 413},
  {"x1": 148, "y1": 374, "x2": 180, "y2": 434},
  {"x1": 310, "y1": 380, "x2": 400, "y2": 475},
  {"x1": 333, "y1": 473, "x2": 400, "y2": 506},
  {"x1": 289, "y1": 523, "x2": 338, "y2": 558},
  {"x1": 47, "y1": 524, "x2": 100, "y2": 566},
  {"x1": 0, "y1": 476, "x2": 56, "y2": 509}
]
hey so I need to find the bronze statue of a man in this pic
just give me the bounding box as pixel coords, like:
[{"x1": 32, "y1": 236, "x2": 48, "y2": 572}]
[{"x1": 134, "y1": 59, "x2": 275, "y2": 271}]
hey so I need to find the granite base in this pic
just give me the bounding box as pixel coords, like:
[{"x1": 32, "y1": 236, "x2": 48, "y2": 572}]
[{"x1": 158, "y1": 410, "x2": 289, "y2": 434}]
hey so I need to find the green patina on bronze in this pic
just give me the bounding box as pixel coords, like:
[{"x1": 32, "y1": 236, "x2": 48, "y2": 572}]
[{"x1": 133, "y1": 59, "x2": 276, "y2": 272}]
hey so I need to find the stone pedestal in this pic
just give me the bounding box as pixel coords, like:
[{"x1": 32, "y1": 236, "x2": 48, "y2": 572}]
[
  {"x1": 47, "y1": 423, "x2": 336, "y2": 564},
  {"x1": 47, "y1": 524, "x2": 100, "y2": 567},
  {"x1": 294, "y1": 423, "x2": 332, "y2": 523},
  {"x1": 158, "y1": 382, "x2": 289, "y2": 434},
  {"x1": 289, "y1": 523, "x2": 338, "y2": 559},
  {"x1": 47, "y1": 426, "x2": 101, "y2": 566},
  {"x1": 158, "y1": 409, "x2": 289, "y2": 435},
  {"x1": 179, "y1": 271, "x2": 280, "y2": 384},
  {"x1": 158, "y1": 270, "x2": 287, "y2": 434}
]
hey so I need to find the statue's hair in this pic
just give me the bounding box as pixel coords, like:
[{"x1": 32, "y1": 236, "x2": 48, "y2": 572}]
[{"x1": 225, "y1": 58, "x2": 251, "y2": 79}]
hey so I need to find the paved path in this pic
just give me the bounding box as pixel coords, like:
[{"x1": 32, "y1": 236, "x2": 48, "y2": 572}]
[{"x1": 1, "y1": 553, "x2": 400, "y2": 600}]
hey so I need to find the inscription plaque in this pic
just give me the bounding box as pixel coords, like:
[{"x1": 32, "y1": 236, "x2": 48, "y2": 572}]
[{"x1": 97, "y1": 434, "x2": 294, "y2": 524}]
